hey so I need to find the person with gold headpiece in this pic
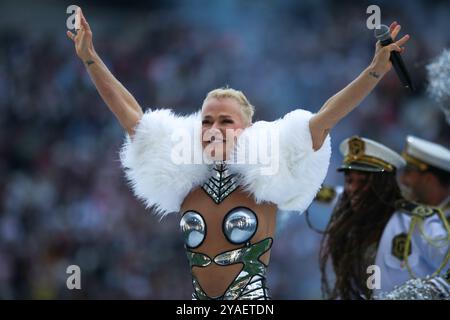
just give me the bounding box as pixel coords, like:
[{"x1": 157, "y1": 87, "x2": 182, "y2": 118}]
[
  {"x1": 319, "y1": 136, "x2": 450, "y2": 299},
  {"x1": 372, "y1": 136, "x2": 450, "y2": 299},
  {"x1": 400, "y1": 136, "x2": 450, "y2": 219}
]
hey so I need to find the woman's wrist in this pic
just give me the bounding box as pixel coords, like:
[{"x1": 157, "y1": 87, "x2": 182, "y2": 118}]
[
  {"x1": 81, "y1": 49, "x2": 98, "y2": 66},
  {"x1": 365, "y1": 64, "x2": 386, "y2": 81}
]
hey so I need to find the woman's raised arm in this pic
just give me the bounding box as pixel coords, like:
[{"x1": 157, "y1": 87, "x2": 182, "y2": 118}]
[
  {"x1": 309, "y1": 22, "x2": 410, "y2": 151},
  {"x1": 67, "y1": 7, "x2": 143, "y2": 136}
]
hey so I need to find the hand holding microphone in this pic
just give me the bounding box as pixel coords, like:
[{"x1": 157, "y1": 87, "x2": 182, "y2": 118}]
[{"x1": 370, "y1": 21, "x2": 413, "y2": 90}]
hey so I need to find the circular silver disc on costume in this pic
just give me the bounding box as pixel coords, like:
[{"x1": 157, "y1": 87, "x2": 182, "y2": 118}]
[
  {"x1": 180, "y1": 211, "x2": 206, "y2": 248},
  {"x1": 223, "y1": 207, "x2": 258, "y2": 244}
]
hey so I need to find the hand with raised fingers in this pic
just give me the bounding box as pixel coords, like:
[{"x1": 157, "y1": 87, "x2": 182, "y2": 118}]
[
  {"x1": 66, "y1": 7, "x2": 96, "y2": 63},
  {"x1": 370, "y1": 21, "x2": 411, "y2": 76}
]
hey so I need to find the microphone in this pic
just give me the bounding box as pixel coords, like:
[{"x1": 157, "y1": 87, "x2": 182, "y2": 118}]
[{"x1": 374, "y1": 24, "x2": 415, "y2": 91}]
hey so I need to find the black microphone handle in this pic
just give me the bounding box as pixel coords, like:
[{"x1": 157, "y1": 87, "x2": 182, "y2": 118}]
[
  {"x1": 390, "y1": 51, "x2": 414, "y2": 90},
  {"x1": 380, "y1": 38, "x2": 415, "y2": 91}
]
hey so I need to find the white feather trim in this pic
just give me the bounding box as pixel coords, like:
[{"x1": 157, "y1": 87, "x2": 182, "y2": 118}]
[
  {"x1": 120, "y1": 108, "x2": 331, "y2": 217},
  {"x1": 120, "y1": 109, "x2": 209, "y2": 218},
  {"x1": 230, "y1": 109, "x2": 331, "y2": 213}
]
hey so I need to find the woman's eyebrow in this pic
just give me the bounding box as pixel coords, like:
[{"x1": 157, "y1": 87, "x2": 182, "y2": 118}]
[{"x1": 202, "y1": 114, "x2": 232, "y2": 119}]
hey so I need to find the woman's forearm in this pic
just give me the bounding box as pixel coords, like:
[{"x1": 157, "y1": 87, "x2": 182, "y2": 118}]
[
  {"x1": 308, "y1": 21, "x2": 410, "y2": 151},
  {"x1": 67, "y1": 8, "x2": 143, "y2": 136},
  {"x1": 317, "y1": 66, "x2": 382, "y2": 129},
  {"x1": 309, "y1": 66, "x2": 383, "y2": 150},
  {"x1": 84, "y1": 51, "x2": 143, "y2": 135}
]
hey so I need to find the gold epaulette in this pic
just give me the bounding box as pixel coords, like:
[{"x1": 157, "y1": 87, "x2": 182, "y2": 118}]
[
  {"x1": 395, "y1": 199, "x2": 440, "y2": 218},
  {"x1": 315, "y1": 186, "x2": 337, "y2": 204}
]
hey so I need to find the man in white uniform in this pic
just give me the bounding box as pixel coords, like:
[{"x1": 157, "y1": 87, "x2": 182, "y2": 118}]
[
  {"x1": 400, "y1": 136, "x2": 450, "y2": 218},
  {"x1": 374, "y1": 136, "x2": 450, "y2": 295}
]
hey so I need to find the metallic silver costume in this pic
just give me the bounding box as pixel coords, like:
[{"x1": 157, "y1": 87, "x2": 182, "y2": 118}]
[
  {"x1": 376, "y1": 270, "x2": 450, "y2": 300},
  {"x1": 121, "y1": 108, "x2": 332, "y2": 300},
  {"x1": 201, "y1": 161, "x2": 238, "y2": 204},
  {"x1": 180, "y1": 211, "x2": 206, "y2": 248},
  {"x1": 179, "y1": 162, "x2": 271, "y2": 300},
  {"x1": 187, "y1": 238, "x2": 272, "y2": 300}
]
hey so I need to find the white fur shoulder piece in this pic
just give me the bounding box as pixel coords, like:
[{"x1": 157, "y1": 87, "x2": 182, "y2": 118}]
[
  {"x1": 120, "y1": 109, "x2": 209, "y2": 217},
  {"x1": 120, "y1": 108, "x2": 331, "y2": 218},
  {"x1": 229, "y1": 109, "x2": 331, "y2": 213}
]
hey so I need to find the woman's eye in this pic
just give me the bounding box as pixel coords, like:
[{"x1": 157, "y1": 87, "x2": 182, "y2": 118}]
[
  {"x1": 223, "y1": 119, "x2": 234, "y2": 124},
  {"x1": 202, "y1": 120, "x2": 211, "y2": 125}
]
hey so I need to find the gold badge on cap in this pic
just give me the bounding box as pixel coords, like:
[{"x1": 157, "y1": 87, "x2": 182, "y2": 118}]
[
  {"x1": 348, "y1": 136, "x2": 365, "y2": 160},
  {"x1": 343, "y1": 136, "x2": 394, "y2": 172}
]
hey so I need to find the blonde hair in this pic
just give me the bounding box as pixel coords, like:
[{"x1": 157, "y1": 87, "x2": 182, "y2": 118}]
[{"x1": 203, "y1": 87, "x2": 255, "y2": 126}]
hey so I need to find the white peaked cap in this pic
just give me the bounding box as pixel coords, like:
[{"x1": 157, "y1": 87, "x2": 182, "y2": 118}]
[
  {"x1": 403, "y1": 136, "x2": 450, "y2": 172},
  {"x1": 339, "y1": 136, "x2": 406, "y2": 172}
]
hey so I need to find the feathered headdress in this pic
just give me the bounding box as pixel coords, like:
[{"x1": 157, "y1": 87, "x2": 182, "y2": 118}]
[{"x1": 426, "y1": 49, "x2": 450, "y2": 124}]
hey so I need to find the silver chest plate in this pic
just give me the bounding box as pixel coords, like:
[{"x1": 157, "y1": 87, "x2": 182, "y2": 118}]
[{"x1": 180, "y1": 211, "x2": 206, "y2": 248}]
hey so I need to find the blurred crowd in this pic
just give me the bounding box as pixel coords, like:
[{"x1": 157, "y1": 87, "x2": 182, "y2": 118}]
[{"x1": 0, "y1": 0, "x2": 449, "y2": 299}]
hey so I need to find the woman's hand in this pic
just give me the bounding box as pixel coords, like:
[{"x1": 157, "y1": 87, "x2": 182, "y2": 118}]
[
  {"x1": 65, "y1": 7, "x2": 143, "y2": 136},
  {"x1": 309, "y1": 21, "x2": 412, "y2": 151},
  {"x1": 66, "y1": 7, "x2": 96, "y2": 62},
  {"x1": 369, "y1": 21, "x2": 410, "y2": 77}
]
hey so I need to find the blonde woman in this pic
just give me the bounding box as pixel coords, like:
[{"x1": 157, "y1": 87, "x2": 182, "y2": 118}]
[{"x1": 67, "y1": 8, "x2": 410, "y2": 300}]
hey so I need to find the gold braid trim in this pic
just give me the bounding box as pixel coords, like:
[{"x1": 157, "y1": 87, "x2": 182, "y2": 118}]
[
  {"x1": 343, "y1": 155, "x2": 394, "y2": 172},
  {"x1": 403, "y1": 207, "x2": 450, "y2": 278},
  {"x1": 401, "y1": 151, "x2": 429, "y2": 171}
]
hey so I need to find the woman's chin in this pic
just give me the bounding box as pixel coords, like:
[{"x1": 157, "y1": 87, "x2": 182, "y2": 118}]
[
  {"x1": 203, "y1": 143, "x2": 230, "y2": 162},
  {"x1": 206, "y1": 151, "x2": 227, "y2": 162}
]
